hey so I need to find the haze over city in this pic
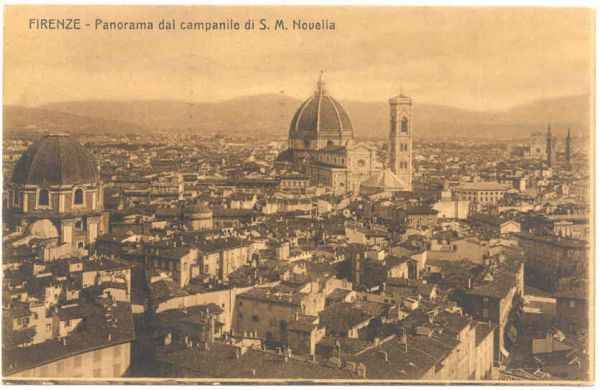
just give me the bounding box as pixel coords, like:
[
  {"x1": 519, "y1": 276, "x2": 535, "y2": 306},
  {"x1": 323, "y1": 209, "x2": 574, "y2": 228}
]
[{"x1": 4, "y1": 6, "x2": 593, "y2": 111}]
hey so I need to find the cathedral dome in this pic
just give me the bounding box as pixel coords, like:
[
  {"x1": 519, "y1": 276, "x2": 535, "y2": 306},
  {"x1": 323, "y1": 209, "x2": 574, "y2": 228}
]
[
  {"x1": 11, "y1": 134, "x2": 99, "y2": 186},
  {"x1": 289, "y1": 73, "x2": 353, "y2": 143}
]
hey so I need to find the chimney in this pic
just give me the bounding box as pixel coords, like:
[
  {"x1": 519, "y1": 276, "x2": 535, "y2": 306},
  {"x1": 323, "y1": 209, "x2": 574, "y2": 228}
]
[
  {"x1": 379, "y1": 350, "x2": 389, "y2": 363},
  {"x1": 400, "y1": 328, "x2": 408, "y2": 352},
  {"x1": 209, "y1": 314, "x2": 216, "y2": 344},
  {"x1": 356, "y1": 363, "x2": 367, "y2": 378}
]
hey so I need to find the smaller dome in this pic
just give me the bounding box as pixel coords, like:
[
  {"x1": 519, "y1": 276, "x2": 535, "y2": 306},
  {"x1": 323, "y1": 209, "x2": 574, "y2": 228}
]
[
  {"x1": 275, "y1": 149, "x2": 294, "y2": 162},
  {"x1": 12, "y1": 134, "x2": 98, "y2": 186}
]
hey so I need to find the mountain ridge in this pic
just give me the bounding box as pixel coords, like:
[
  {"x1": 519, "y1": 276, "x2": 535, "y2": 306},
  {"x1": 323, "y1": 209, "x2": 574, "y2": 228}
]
[{"x1": 4, "y1": 94, "x2": 591, "y2": 140}]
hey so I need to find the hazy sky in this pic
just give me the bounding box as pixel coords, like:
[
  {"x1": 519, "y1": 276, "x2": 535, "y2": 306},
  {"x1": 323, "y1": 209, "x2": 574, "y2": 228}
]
[{"x1": 4, "y1": 6, "x2": 594, "y2": 110}]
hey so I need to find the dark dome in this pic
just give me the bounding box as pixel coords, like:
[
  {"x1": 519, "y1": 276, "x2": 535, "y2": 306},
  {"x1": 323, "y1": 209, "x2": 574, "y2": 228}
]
[
  {"x1": 289, "y1": 82, "x2": 353, "y2": 137},
  {"x1": 275, "y1": 148, "x2": 294, "y2": 162},
  {"x1": 11, "y1": 134, "x2": 99, "y2": 186}
]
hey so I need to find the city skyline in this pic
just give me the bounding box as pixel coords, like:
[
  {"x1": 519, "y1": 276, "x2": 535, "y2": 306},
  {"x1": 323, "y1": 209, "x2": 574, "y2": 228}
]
[{"x1": 2, "y1": 4, "x2": 593, "y2": 383}]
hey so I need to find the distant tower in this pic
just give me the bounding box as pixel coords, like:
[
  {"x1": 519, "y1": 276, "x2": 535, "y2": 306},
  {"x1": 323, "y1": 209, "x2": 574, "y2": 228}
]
[
  {"x1": 565, "y1": 128, "x2": 572, "y2": 165},
  {"x1": 389, "y1": 95, "x2": 413, "y2": 191},
  {"x1": 546, "y1": 124, "x2": 554, "y2": 167}
]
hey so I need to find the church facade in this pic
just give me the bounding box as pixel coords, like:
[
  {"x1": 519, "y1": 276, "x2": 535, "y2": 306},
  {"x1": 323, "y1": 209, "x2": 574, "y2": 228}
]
[{"x1": 276, "y1": 74, "x2": 414, "y2": 195}]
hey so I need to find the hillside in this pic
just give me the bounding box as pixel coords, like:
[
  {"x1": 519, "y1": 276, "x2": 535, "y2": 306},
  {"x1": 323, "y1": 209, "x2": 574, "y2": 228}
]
[
  {"x1": 4, "y1": 94, "x2": 591, "y2": 140},
  {"x1": 3, "y1": 105, "x2": 144, "y2": 136}
]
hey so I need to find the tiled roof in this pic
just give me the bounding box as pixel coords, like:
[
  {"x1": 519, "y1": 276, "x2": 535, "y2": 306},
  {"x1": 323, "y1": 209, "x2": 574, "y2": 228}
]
[{"x1": 3, "y1": 302, "x2": 135, "y2": 376}]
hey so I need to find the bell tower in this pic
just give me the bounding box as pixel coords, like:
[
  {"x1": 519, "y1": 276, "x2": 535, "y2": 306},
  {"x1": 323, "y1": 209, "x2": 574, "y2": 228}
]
[{"x1": 389, "y1": 94, "x2": 413, "y2": 191}]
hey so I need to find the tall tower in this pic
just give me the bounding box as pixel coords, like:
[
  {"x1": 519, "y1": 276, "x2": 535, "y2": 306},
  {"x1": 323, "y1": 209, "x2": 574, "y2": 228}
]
[
  {"x1": 546, "y1": 124, "x2": 554, "y2": 167},
  {"x1": 389, "y1": 95, "x2": 413, "y2": 191},
  {"x1": 565, "y1": 128, "x2": 572, "y2": 165}
]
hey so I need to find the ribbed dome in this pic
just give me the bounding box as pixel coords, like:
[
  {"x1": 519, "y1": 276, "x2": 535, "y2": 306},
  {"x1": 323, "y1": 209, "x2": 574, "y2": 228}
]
[
  {"x1": 289, "y1": 75, "x2": 353, "y2": 138},
  {"x1": 11, "y1": 134, "x2": 99, "y2": 186}
]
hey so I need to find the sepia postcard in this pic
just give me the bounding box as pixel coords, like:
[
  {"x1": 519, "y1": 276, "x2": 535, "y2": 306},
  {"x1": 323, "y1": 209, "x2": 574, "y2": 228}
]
[{"x1": 1, "y1": 4, "x2": 595, "y2": 384}]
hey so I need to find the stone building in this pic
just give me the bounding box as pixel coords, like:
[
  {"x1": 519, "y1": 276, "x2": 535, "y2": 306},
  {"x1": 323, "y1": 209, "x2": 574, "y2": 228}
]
[
  {"x1": 4, "y1": 134, "x2": 108, "y2": 251},
  {"x1": 276, "y1": 74, "x2": 380, "y2": 194}
]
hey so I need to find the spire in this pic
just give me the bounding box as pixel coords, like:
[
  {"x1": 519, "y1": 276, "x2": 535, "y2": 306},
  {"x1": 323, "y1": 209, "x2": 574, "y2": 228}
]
[
  {"x1": 566, "y1": 128, "x2": 572, "y2": 164},
  {"x1": 546, "y1": 123, "x2": 553, "y2": 167},
  {"x1": 316, "y1": 70, "x2": 326, "y2": 96}
]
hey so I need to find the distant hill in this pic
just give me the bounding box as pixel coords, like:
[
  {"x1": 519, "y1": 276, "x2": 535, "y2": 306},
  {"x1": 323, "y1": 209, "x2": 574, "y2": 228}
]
[
  {"x1": 4, "y1": 94, "x2": 591, "y2": 140},
  {"x1": 3, "y1": 105, "x2": 144, "y2": 137}
]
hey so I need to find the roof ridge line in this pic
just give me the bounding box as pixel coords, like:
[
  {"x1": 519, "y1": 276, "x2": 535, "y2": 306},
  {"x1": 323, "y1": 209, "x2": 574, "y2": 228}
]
[
  {"x1": 56, "y1": 137, "x2": 64, "y2": 185},
  {"x1": 316, "y1": 93, "x2": 323, "y2": 136},
  {"x1": 295, "y1": 98, "x2": 312, "y2": 134},
  {"x1": 327, "y1": 96, "x2": 344, "y2": 135}
]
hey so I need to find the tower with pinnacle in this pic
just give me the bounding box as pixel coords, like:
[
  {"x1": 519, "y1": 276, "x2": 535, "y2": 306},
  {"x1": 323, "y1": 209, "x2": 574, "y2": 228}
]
[
  {"x1": 565, "y1": 128, "x2": 572, "y2": 166},
  {"x1": 388, "y1": 94, "x2": 413, "y2": 191},
  {"x1": 546, "y1": 124, "x2": 554, "y2": 167}
]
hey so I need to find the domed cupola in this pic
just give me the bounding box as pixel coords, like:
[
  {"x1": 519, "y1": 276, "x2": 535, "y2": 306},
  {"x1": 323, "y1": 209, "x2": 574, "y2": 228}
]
[
  {"x1": 289, "y1": 72, "x2": 354, "y2": 151},
  {"x1": 5, "y1": 133, "x2": 107, "y2": 251},
  {"x1": 11, "y1": 134, "x2": 98, "y2": 186}
]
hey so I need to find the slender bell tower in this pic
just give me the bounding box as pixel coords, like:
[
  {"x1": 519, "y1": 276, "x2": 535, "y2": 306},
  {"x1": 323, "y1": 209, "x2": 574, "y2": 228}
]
[
  {"x1": 565, "y1": 128, "x2": 572, "y2": 166},
  {"x1": 546, "y1": 124, "x2": 554, "y2": 167},
  {"x1": 389, "y1": 94, "x2": 413, "y2": 191}
]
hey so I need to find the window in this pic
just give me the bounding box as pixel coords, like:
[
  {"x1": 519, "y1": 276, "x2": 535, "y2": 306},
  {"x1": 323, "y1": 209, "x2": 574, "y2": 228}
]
[
  {"x1": 401, "y1": 117, "x2": 409, "y2": 133},
  {"x1": 38, "y1": 189, "x2": 49, "y2": 207},
  {"x1": 252, "y1": 315, "x2": 259, "y2": 322},
  {"x1": 569, "y1": 300, "x2": 576, "y2": 308},
  {"x1": 74, "y1": 189, "x2": 84, "y2": 205},
  {"x1": 75, "y1": 220, "x2": 82, "y2": 230},
  {"x1": 482, "y1": 308, "x2": 489, "y2": 319}
]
